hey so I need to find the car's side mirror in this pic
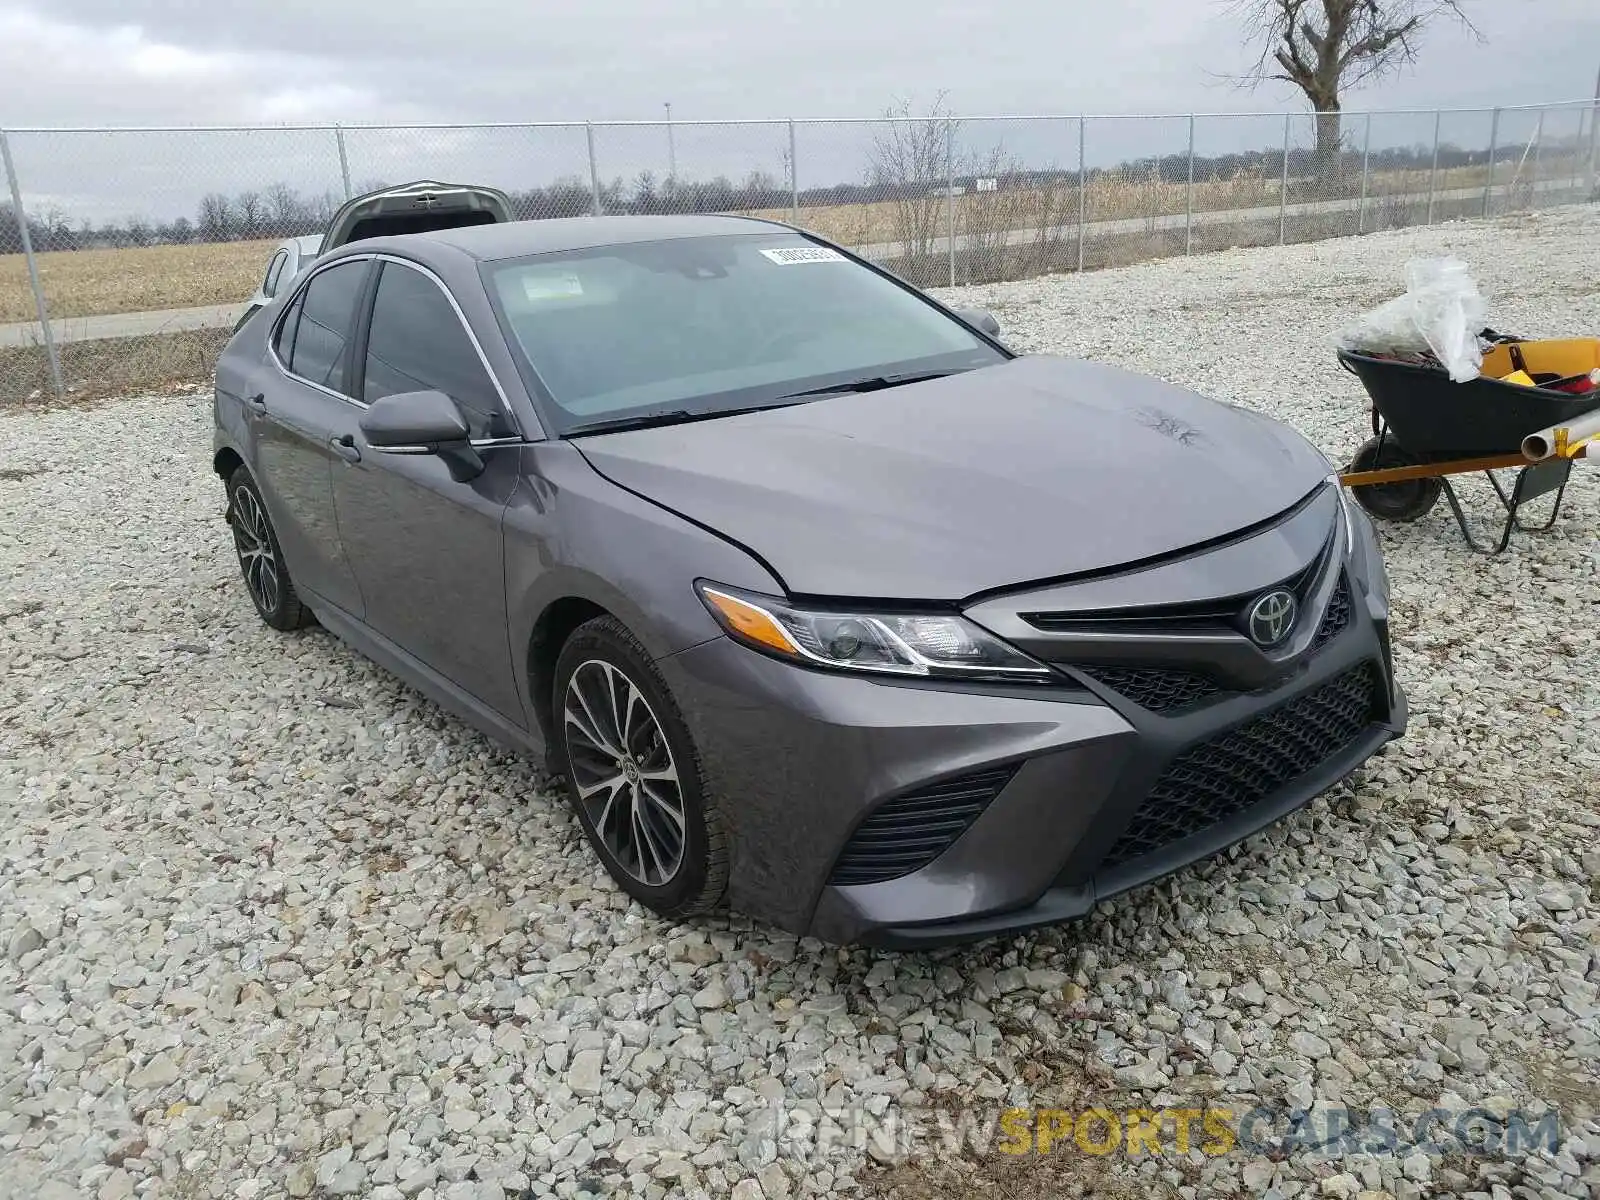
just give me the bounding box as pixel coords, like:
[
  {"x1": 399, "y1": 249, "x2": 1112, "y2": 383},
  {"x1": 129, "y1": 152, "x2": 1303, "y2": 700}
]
[
  {"x1": 359, "y1": 389, "x2": 484, "y2": 481},
  {"x1": 360, "y1": 389, "x2": 469, "y2": 447},
  {"x1": 955, "y1": 306, "x2": 1001, "y2": 337}
]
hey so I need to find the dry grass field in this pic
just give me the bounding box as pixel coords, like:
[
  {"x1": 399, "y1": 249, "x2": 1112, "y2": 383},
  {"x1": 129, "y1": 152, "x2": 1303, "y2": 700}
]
[
  {"x1": 0, "y1": 173, "x2": 1320, "y2": 322},
  {"x1": 1, "y1": 159, "x2": 1581, "y2": 326},
  {"x1": 0, "y1": 239, "x2": 276, "y2": 322}
]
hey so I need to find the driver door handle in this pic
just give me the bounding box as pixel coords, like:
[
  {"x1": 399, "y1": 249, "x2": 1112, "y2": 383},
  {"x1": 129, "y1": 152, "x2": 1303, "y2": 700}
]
[
  {"x1": 329, "y1": 433, "x2": 362, "y2": 464},
  {"x1": 245, "y1": 392, "x2": 266, "y2": 411}
]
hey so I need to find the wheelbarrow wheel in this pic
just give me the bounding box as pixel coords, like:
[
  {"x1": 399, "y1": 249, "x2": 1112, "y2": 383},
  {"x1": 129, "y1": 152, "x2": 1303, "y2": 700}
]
[{"x1": 1346, "y1": 437, "x2": 1443, "y2": 523}]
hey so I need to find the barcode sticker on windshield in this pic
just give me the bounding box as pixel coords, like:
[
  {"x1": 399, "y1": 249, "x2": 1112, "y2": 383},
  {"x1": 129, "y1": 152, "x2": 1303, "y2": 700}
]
[
  {"x1": 521, "y1": 272, "x2": 584, "y2": 301},
  {"x1": 760, "y1": 246, "x2": 845, "y2": 265}
]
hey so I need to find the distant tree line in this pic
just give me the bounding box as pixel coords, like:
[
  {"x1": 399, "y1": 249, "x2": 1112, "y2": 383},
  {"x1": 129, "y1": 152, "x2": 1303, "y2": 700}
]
[{"x1": 0, "y1": 137, "x2": 1564, "y2": 258}]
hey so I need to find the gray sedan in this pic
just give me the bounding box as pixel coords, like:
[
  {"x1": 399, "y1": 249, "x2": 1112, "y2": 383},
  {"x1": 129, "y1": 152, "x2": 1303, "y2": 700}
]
[{"x1": 212, "y1": 215, "x2": 1406, "y2": 946}]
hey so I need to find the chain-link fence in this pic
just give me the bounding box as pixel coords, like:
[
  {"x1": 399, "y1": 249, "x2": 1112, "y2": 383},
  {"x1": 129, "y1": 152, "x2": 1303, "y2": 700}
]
[{"x1": 3, "y1": 99, "x2": 1597, "y2": 404}]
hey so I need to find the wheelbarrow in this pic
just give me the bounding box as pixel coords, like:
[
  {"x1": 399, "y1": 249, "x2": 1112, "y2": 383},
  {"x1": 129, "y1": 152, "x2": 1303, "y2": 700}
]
[{"x1": 1336, "y1": 335, "x2": 1600, "y2": 555}]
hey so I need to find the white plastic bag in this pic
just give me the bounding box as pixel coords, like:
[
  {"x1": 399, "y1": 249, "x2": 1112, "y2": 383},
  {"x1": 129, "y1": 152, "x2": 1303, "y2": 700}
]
[{"x1": 1335, "y1": 256, "x2": 1487, "y2": 382}]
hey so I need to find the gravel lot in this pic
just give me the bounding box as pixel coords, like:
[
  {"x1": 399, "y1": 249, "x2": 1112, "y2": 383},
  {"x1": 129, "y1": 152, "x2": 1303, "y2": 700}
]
[{"x1": 3, "y1": 206, "x2": 1598, "y2": 1200}]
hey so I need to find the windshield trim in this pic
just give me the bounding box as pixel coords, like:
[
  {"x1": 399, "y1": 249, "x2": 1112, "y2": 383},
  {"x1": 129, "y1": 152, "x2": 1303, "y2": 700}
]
[{"x1": 478, "y1": 230, "x2": 1012, "y2": 437}]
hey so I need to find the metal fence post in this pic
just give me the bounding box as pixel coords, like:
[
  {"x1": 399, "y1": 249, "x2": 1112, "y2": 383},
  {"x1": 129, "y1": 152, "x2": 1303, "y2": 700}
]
[
  {"x1": 1589, "y1": 78, "x2": 1600, "y2": 196},
  {"x1": 1483, "y1": 107, "x2": 1500, "y2": 217},
  {"x1": 335, "y1": 124, "x2": 352, "y2": 199},
  {"x1": 1569, "y1": 104, "x2": 1583, "y2": 198},
  {"x1": 1356, "y1": 113, "x2": 1372, "y2": 234},
  {"x1": 586, "y1": 122, "x2": 603, "y2": 217},
  {"x1": 1426, "y1": 110, "x2": 1441, "y2": 224},
  {"x1": 1278, "y1": 113, "x2": 1291, "y2": 245},
  {"x1": 788, "y1": 119, "x2": 799, "y2": 224},
  {"x1": 1076, "y1": 117, "x2": 1087, "y2": 272},
  {"x1": 1589, "y1": 62, "x2": 1600, "y2": 197},
  {"x1": 946, "y1": 120, "x2": 956, "y2": 287},
  {"x1": 1, "y1": 130, "x2": 64, "y2": 402},
  {"x1": 1184, "y1": 114, "x2": 1195, "y2": 255},
  {"x1": 1530, "y1": 107, "x2": 1544, "y2": 209}
]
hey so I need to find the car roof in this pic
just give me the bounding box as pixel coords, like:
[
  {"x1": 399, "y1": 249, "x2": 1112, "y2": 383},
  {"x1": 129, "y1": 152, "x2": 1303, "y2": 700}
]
[{"x1": 393, "y1": 213, "x2": 796, "y2": 261}]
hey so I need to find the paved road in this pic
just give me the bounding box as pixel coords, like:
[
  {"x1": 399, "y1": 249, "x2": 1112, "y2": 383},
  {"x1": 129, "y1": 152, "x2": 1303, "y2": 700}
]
[
  {"x1": 2, "y1": 177, "x2": 1587, "y2": 350},
  {"x1": 0, "y1": 301, "x2": 247, "y2": 349}
]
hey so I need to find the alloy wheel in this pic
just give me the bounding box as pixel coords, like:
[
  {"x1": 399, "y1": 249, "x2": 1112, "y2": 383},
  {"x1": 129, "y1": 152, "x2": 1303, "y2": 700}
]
[
  {"x1": 231, "y1": 485, "x2": 281, "y2": 615},
  {"x1": 562, "y1": 658, "x2": 686, "y2": 886}
]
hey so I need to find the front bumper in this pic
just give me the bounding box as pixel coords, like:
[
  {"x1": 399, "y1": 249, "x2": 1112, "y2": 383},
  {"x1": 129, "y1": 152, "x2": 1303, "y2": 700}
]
[
  {"x1": 657, "y1": 490, "x2": 1405, "y2": 946},
  {"x1": 659, "y1": 620, "x2": 1403, "y2": 948},
  {"x1": 849, "y1": 684, "x2": 1404, "y2": 948}
]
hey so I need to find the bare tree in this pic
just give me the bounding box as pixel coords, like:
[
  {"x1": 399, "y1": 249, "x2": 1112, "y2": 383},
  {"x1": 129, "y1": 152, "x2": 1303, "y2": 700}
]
[
  {"x1": 263, "y1": 182, "x2": 310, "y2": 236},
  {"x1": 1231, "y1": 1, "x2": 1476, "y2": 179},
  {"x1": 867, "y1": 94, "x2": 957, "y2": 286},
  {"x1": 197, "y1": 193, "x2": 233, "y2": 244},
  {"x1": 310, "y1": 191, "x2": 341, "y2": 225},
  {"x1": 124, "y1": 216, "x2": 153, "y2": 248},
  {"x1": 632, "y1": 170, "x2": 659, "y2": 214},
  {"x1": 959, "y1": 148, "x2": 1079, "y2": 283},
  {"x1": 235, "y1": 191, "x2": 266, "y2": 240}
]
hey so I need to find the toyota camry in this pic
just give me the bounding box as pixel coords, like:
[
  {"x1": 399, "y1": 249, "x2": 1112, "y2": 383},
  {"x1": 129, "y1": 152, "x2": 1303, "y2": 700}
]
[{"x1": 212, "y1": 215, "x2": 1406, "y2": 946}]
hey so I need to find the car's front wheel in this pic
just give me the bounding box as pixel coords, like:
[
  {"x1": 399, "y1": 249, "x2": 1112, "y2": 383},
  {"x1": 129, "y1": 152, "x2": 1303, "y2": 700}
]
[
  {"x1": 227, "y1": 465, "x2": 313, "y2": 631},
  {"x1": 551, "y1": 616, "x2": 728, "y2": 919}
]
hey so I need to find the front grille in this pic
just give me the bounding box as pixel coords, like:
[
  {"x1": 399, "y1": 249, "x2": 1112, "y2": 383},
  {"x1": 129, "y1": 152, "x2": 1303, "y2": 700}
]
[
  {"x1": 1099, "y1": 663, "x2": 1378, "y2": 870},
  {"x1": 829, "y1": 766, "x2": 1018, "y2": 887},
  {"x1": 1024, "y1": 525, "x2": 1337, "y2": 639},
  {"x1": 1078, "y1": 665, "x2": 1221, "y2": 713},
  {"x1": 1311, "y1": 573, "x2": 1352, "y2": 651}
]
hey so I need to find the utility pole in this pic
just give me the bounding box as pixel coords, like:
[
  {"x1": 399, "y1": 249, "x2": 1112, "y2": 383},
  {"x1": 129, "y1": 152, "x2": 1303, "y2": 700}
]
[{"x1": 665, "y1": 102, "x2": 677, "y2": 186}]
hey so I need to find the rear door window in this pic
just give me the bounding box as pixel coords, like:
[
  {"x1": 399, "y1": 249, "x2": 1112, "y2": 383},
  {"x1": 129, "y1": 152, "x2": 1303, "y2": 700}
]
[
  {"x1": 362, "y1": 261, "x2": 507, "y2": 436},
  {"x1": 286, "y1": 261, "x2": 368, "y2": 395}
]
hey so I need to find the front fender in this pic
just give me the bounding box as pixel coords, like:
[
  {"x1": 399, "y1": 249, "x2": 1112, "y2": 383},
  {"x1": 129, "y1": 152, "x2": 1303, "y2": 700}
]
[{"x1": 504, "y1": 442, "x2": 784, "y2": 724}]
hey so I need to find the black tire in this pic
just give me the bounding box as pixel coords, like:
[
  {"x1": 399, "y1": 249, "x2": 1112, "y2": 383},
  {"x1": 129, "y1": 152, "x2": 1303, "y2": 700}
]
[
  {"x1": 551, "y1": 616, "x2": 729, "y2": 919},
  {"x1": 226, "y1": 465, "x2": 313, "y2": 631},
  {"x1": 1346, "y1": 437, "x2": 1443, "y2": 523}
]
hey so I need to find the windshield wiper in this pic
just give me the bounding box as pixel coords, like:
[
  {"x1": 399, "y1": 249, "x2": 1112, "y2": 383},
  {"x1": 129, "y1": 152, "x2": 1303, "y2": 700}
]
[
  {"x1": 777, "y1": 369, "x2": 966, "y2": 400},
  {"x1": 562, "y1": 400, "x2": 804, "y2": 438}
]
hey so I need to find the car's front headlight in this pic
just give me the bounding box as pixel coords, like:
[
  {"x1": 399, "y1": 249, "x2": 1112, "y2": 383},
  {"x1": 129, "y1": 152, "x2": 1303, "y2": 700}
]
[
  {"x1": 1327, "y1": 472, "x2": 1357, "y2": 557},
  {"x1": 1329, "y1": 473, "x2": 1390, "y2": 608},
  {"x1": 696, "y1": 582, "x2": 1053, "y2": 682}
]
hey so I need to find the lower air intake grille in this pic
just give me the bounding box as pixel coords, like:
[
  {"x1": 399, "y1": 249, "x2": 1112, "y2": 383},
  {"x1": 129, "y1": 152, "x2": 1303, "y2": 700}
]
[
  {"x1": 1099, "y1": 662, "x2": 1378, "y2": 870},
  {"x1": 1079, "y1": 666, "x2": 1221, "y2": 713},
  {"x1": 1311, "y1": 572, "x2": 1353, "y2": 651},
  {"x1": 829, "y1": 766, "x2": 1018, "y2": 886}
]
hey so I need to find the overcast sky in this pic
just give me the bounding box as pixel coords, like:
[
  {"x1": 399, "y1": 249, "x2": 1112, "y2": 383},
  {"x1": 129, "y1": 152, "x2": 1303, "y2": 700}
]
[
  {"x1": 2, "y1": 0, "x2": 1596, "y2": 128},
  {"x1": 2, "y1": 1, "x2": 1596, "y2": 226}
]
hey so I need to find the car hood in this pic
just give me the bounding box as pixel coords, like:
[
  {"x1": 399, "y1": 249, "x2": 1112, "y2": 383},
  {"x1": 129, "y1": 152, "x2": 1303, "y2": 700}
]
[{"x1": 575, "y1": 355, "x2": 1333, "y2": 600}]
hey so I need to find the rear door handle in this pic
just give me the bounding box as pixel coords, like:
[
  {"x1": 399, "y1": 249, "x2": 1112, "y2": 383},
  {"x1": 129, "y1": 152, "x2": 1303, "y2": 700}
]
[
  {"x1": 329, "y1": 434, "x2": 362, "y2": 464},
  {"x1": 245, "y1": 392, "x2": 266, "y2": 411}
]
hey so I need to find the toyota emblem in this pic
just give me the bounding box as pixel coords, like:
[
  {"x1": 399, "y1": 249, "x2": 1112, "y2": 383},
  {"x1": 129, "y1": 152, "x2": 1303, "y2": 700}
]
[{"x1": 1246, "y1": 589, "x2": 1298, "y2": 647}]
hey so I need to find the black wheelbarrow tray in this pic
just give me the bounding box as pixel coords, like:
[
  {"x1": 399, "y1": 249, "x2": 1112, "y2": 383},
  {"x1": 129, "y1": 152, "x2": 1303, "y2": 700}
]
[{"x1": 1336, "y1": 336, "x2": 1600, "y2": 555}]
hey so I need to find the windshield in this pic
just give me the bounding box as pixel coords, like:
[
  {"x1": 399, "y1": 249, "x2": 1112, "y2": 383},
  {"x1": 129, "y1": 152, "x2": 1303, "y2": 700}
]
[{"x1": 482, "y1": 233, "x2": 1006, "y2": 431}]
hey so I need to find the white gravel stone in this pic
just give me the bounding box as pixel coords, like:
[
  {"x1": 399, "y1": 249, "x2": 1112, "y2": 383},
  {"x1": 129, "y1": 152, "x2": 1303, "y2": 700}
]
[
  {"x1": 1304, "y1": 878, "x2": 1341, "y2": 902},
  {"x1": 2, "y1": 208, "x2": 1598, "y2": 1200},
  {"x1": 567, "y1": 1048, "x2": 606, "y2": 1097}
]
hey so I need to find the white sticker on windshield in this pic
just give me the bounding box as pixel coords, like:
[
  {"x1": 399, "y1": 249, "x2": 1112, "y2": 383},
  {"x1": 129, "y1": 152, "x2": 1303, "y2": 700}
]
[
  {"x1": 760, "y1": 246, "x2": 846, "y2": 265},
  {"x1": 521, "y1": 272, "x2": 584, "y2": 301}
]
